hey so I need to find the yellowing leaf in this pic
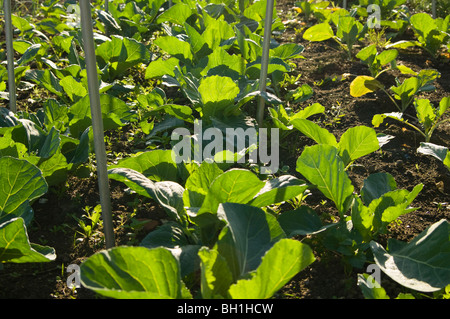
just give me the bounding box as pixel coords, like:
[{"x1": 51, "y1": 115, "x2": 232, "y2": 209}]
[{"x1": 350, "y1": 76, "x2": 384, "y2": 97}]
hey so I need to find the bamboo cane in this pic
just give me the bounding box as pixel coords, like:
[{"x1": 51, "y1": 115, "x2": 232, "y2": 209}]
[
  {"x1": 3, "y1": 0, "x2": 17, "y2": 112},
  {"x1": 79, "y1": 0, "x2": 115, "y2": 249}
]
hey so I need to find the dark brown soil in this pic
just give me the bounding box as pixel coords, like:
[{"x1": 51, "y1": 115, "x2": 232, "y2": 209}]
[{"x1": 0, "y1": 0, "x2": 449, "y2": 300}]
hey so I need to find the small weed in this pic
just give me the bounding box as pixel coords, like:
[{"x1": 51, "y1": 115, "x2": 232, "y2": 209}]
[{"x1": 72, "y1": 205, "x2": 103, "y2": 240}]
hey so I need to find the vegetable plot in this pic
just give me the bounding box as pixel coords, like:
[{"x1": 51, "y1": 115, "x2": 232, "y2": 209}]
[{"x1": 0, "y1": 0, "x2": 449, "y2": 300}]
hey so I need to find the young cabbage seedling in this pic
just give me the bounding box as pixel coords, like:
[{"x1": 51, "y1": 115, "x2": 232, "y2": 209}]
[
  {"x1": 356, "y1": 44, "x2": 398, "y2": 78},
  {"x1": 387, "y1": 13, "x2": 450, "y2": 59},
  {"x1": 350, "y1": 68, "x2": 440, "y2": 113},
  {"x1": 303, "y1": 9, "x2": 367, "y2": 60},
  {"x1": 372, "y1": 96, "x2": 450, "y2": 143},
  {"x1": 294, "y1": 0, "x2": 331, "y2": 23}
]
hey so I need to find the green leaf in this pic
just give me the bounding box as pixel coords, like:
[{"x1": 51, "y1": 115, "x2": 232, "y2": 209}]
[
  {"x1": 80, "y1": 246, "x2": 184, "y2": 299},
  {"x1": 372, "y1": 112, "x2": 403, "y2": 128},
  {"x1": 296, "y1": 144, "x2": 354, "y2": 214},
  {"x1": 356, "y1": 44, "x2": 377, "y2": 65},
  {"x1": 351, "y1": 197, "x2": 375, "y2": 241},
  {"x1": 338, "y1": 126, "x2": 380, "y2": 166},
  {"x1": 37, "y1": 151, "x2": 72, "y2": 186},
  {"x1": 390, "y1": 77, "x2": 420, "y2": 111},
  {"x1": 246, "y1": 58, "x2": 290, "y2": 80},
  {"x1": 371, "y1": 219, "x2": 450, "y2": 292},
  {"x1": 350, "y1": 76, "x2": 384, "y2": 97},
  {"x1": 11, "y1": 15, "x2": 34, "y2": 34},
  {"x1": 278, "y1": 205, "x2": 337, "y2": 236},
  {"x1": 140, "y1": 222, "x2": 200, "y2": 278},
  {"x1": 270, "y1": 43, "x2": 305, "y2": 60},
  {"x1": 96, "y1": 36, "x2": 151, "y2": 80},
  {"x1": 0, "y1": 131, "x2": 27, "y2": 158},
  {"x1": 367, "y1": 184, "x2": 423, "y2": 232},
  {"x1": 291, "y1": 118, "x2": 337, "y2": 146},
  {"x1": 202, "y1": 46, "x2": 243, "y2": 78},
  {"x1": 199, "y1": 75, "x2": 240, "y2": 105},
  {"x1": 97, "y1": 9, "x2": 121, "y2": 33},
  {"x1": 410, "y1": 13, "x2": 436, "y2": 39},
  {"x1": 228, "y1": 238, "x2": 315, "y2": 299},
  {"x1": 43, "y1": 99, "x2": 69, "y2": 132},
  {"x1": 375, "y1": 49, "x2": 398, "y2": 67},
  {"x1": 69, "y1": 94, "x2": 135, "y2": 138},
  {"x1": 290, "y1": 103, "x2": 325, "y2": 121},
  {"x1": 109, "y1": 149, "x2": 178, "y2": 182},
  {"x1": 161, "y1": 104, "x2": 194, "y2": 123},
  {"x1": 335, "y1": 15, "x2": 359, "y2": 40},
  {"x1": 184, "y1": 23, "x2": 208, "y2": 56},
  {"x1": 202, "y1": 18, "x2": 236, "y2": 51},
  {"x1": 396, "y1": 64, "x2": 417, "y2": 75},
  {"x1": 140, "y1": 222, "x2": 189, "y2": 249},
  {"x1": 156, "y1": 2, "x2": 193, "y2": 25},
  {"x1": 198, "y1": 169, "x2": 265, "y2": 215},
  {"x1": 444, "y1": 152, "x2": 450, "y2": 171},
  {"x1": 248, "y1": 175, "x2": 309, "y2": 207},
  {"x1": 0, "y1": 157, "x2": 48, "y2": 222},
  {"x1": 59, "y1": 76, "x2": 87, "y2": 102},
  {"x1": 183, "y1": 162, "x2": 223, "y2": 208},
  {"x1": 145, "y1": 57, "x2": 180, "y2": 79},
  {"x1": 360, "y1": 172, "x2": 397, "y2": 206},
  {"x1": 154, "y1": 36, "x2": 193, "y2": 62},
  {"x1": 198, "y1": 247, "x2": 234, "y2": 299},
  {"x1": 17, "y1": 44, "x2": 41, "y2": 66},
  {"x1": 216, "y1": 203, "x2": 276, "y2": 278},
  {"x1": 67, "y1": 127, "x2": 90, "y2": 165},
  {"x1": 108, "y1": 168, "x2": 184, "y2": 221},
  {"x1": 286, "y1": 84, "x2": 314, "y2": 103},
  {"x1": 357, "y1": 274, "x2": 390, "y2": 299},
  {"x1": 303, "y1": 23, "x2": 334, "y2": 41},
  {"x1": 0, "y1": 217, "x2": 56, "y2": 263},
  {"x1": 378, "y1": 184, "x2": 423, "y2": 224},
  {"x1": 30, "y1": 125, "x2": 61, "y2": 159},
  {"x1": 438, "y1": 96, "x2": 450, "y2": 117},
  {"x1": 24, "y1": 69, "x2": 63, "y2": 97},
  {"x1": 198, "y1": 75, "x2": 240, "y2": 118}
]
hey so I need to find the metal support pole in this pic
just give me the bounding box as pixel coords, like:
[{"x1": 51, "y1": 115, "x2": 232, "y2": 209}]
[
  {"x1": 4, "y1": 0, "x2": 17, "y2": 112},
  {"x1": 256, "y1": 0, "x2": 274, "y2": 127},
  {"x1": 432, "y1": 0, "x2": 436, "y2": 18},
  {"x1": 79, "y1": 0, "x2": 115, "y2": 249}
]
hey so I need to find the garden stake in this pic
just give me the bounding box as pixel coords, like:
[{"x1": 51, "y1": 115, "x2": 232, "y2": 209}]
[
  {"x1": 3, "y1": 0, "x2": 17, "y2": 112},
  {"x1": 432, "y1": 0, "x2": 436, "y2": 18},
  {"x1": 79, "y1": 0, "x2": 115, "y2": 249},
  {"x1": 256, "y1": 0, "x2": 274, "y2": 127}
]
